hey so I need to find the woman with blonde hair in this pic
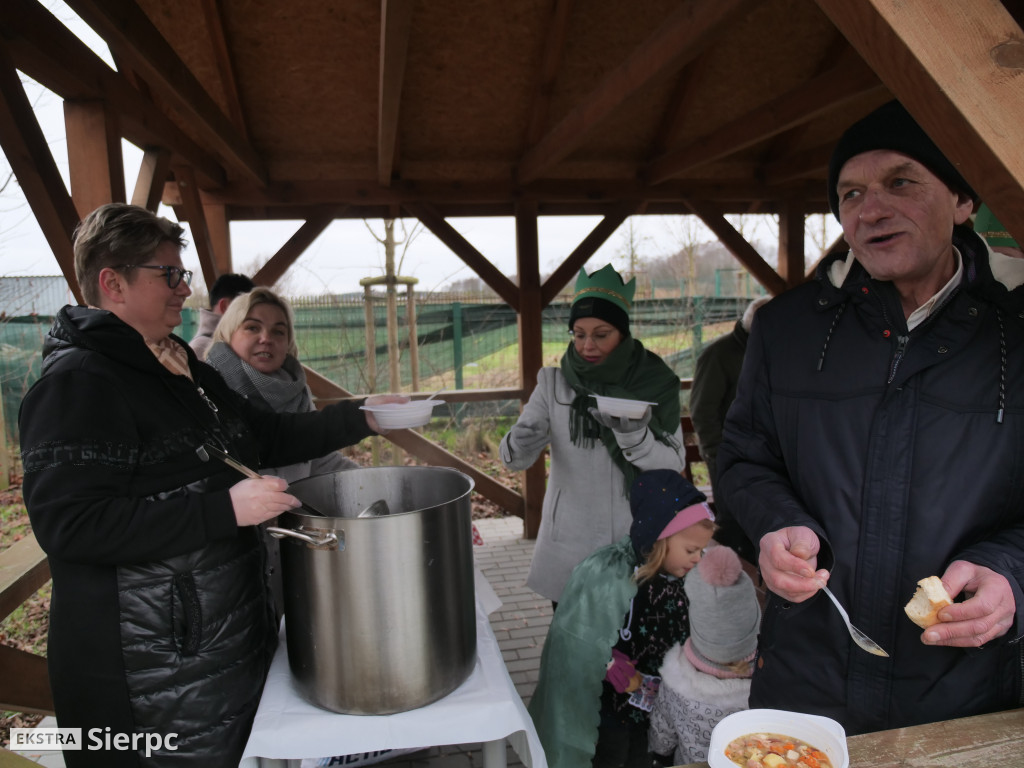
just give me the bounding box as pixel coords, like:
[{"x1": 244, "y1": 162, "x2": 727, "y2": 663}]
[{"x1": 205, "y1": 286, "x2": 358, "y2": 482}]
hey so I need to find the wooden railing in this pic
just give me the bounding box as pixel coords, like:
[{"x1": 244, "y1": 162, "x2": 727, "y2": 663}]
[{"x1": 0, "y1": 532, "x2": 53, "y2": 715}]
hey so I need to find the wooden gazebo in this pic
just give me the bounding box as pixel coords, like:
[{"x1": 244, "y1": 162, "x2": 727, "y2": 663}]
[{"x1": 1, "y1": 0, "x2": 1023, "y2": 538}]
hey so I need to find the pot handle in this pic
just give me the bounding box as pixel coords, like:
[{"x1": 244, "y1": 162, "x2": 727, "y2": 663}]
[{"x1": 266, "y1": 526, "x2": 343, "y2": 551}]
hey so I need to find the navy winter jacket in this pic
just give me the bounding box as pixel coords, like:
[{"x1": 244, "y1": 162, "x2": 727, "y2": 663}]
[{"x1": 717, "y1": 226, "x2": 1024, "y2": 735}]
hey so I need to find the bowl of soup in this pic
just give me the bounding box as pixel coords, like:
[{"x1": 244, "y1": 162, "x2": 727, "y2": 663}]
[{"x1": 708, "y1": 709, "x2": 848, "y2": 768}]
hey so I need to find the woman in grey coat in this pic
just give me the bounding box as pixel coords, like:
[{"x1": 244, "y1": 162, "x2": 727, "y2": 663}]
[{"x1": 500, "y1": 264, "x2": 687, "y2": 603}]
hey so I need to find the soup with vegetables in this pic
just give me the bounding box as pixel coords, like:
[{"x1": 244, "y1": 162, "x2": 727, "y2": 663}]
[{"x1": 725, "y1": 732, "x2": 833, "y2": 768}]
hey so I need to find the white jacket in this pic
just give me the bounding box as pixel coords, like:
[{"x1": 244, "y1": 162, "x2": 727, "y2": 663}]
[
  {"x1": 648, "y1": 642, "x2": 751, "y2": 766},
  {"x1": 500, "y1": 366, "x2": 686, "y2": 601}
]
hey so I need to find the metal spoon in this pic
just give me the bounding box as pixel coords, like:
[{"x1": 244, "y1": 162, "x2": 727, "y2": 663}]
[
  {"x1": 357, "y1": 499, "x2": 391, "y2": 518},
  {"x1": 199, "y1": 443, "x2": 329, "y2": 517},
  {"x1": 816, "y1": 578, "x2": 889, "y2": 657}
]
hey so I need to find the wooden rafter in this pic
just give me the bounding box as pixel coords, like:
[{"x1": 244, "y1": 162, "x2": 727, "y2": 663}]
[
  {"x1": 685, "y1": 199, "x2": 787, "y2": 296},
  {"x1": 648, "y1": 54, "x2": 709, "y2": 157},
  {"x1": 761, "y1": 142, "x2": 834, "y2": 186},
  {"x1": 540, "y1": 201, "x2": 640, "y2": 306},
  {"x1": 647, "y1": 59, "x2": 885, "y2": 184},
  {"x1": 64, "y1": 0, "x2": 268, "y2": 187},
  {"x1": 401, "y1": 202, "x2": 520, "y2": 309},
  {"x1": 521, "y1": 0, "x2": 574, "y2": 149},
  {"x1": 758, "y1": 33, "x2": 854, "y2": 164},
  {"x1": 132, "y1": 147, "x2": 173, "y2": 211},
  {"x1": 1, "y1": 0, "x2": 226, "y2": 188},
  {"x1": 0, "y1": 40, "x2": 82, "y2": 303},
  {"x1": 198, "y1": 0, "x2": 248, "y2": 139},
  {"x1": 378, "y1": 0, "x2": 416, "y2": 185},
  {"x1": 814, "y1": 0, "x2": 1024, "y2": 247},
  {"x1": 251, "y1": 208, "x2": 345, "y2": 287},
  {"x1": 173, "y1": 165, "x2": 220, "y2": 287},
  {"x1": 515, "y1": 0, "x2": 757, "y2": 184}
]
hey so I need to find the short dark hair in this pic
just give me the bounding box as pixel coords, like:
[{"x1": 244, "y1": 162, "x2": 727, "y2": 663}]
[
  {"x1": 73, "y1": 203, "x2": 187, "y2": 307},
  {"x1": 209, "y1": 273, "x2": 254, "y2": 307}
]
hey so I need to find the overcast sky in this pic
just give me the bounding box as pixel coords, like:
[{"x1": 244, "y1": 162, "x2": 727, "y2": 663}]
[{"x1": 0, "y1": 2, "x2": 840, "y2": 299}]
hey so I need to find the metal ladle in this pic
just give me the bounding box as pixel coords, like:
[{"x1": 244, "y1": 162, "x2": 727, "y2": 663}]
[{"x1": 198, "y1": 443, "x2": 329, "y2": 517}]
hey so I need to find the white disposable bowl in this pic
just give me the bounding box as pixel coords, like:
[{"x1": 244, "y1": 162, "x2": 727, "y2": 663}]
[
  {"x1": 590, "y1": 394, "x2": 657, "y2": 419},
  {"x1": 359, "y1": 400, "x2": 444, "y2": 429},
  {"x1": 708, "y1": 709, "x2": 849, "y2": 768}
]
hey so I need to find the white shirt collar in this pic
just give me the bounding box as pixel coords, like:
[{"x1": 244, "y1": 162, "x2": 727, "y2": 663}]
[{"x1": 905, "y1": 247, "x2": 962, "y2": 331}]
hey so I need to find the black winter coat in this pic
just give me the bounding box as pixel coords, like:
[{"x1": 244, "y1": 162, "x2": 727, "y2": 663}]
[
  {"x1": 18, "y1": 306, "x2": 373, "y2": 767},
  {"x1": 717, "y1": 226, "x2": 1024, "y2": 735}
]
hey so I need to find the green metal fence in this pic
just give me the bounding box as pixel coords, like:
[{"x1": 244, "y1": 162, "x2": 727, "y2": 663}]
[{"x1": 0, "y1": 293, "x2": 754, "y2": 447}]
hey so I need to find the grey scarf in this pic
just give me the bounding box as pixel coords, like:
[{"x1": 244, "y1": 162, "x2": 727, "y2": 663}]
[{"x1": 206, "y1": 341, "x2": 312, "y2": 414}]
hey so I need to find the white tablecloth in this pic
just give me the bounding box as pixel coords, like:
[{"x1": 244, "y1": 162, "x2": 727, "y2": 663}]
[{"x1": 239, "y1": 571, "x2": 546, "y2": 768}]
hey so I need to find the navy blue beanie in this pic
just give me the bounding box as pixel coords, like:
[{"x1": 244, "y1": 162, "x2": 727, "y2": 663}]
[
  {"x1": 629, "y1": 469, "x2": 709, "y2": 561},
  {"x1": 827, "y1": 100, "x2": 977, "y2": 219}
]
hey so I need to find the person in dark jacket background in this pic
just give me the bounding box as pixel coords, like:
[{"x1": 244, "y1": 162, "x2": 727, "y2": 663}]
[
  {"x1": 188, "y1": 271, "x2": 254, "y2": 359},
  {"x1": 688, "y1": 295, "x2": 769, "y2": 562},
  {"x1": 717, "y1": 100, "x2": 1024, "y2": 735},
  {"x1": 18, "y1": 203, "x2": 403, "y2": 767}
]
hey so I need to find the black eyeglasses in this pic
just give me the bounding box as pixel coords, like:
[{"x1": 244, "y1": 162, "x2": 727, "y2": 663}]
[{"x1": 116, "y1": 264, "x2": 193, "y2": 289}]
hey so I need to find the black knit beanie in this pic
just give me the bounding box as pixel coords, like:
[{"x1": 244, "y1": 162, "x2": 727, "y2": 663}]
[
  {"x1": 568, "y1": 296, "x2": 630, "y2": 336},
  {"x1": 827, "y1": 100, "x2": 977, "y2": 219}
]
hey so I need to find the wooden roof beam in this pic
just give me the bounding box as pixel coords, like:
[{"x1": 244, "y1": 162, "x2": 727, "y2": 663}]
[
  {"x1": 541, "y1": 201, "x2": 640, "y2": 306},
  {"x1": 173, "y1": 165, "x2": 221, "y2": 287},
  {"x1": 0, "y1": 41, "x2": 82, "y2": 304},
  {"x1": 516, "y1": 0, "x2": 756, "y2": 184},
  {"x1": 132, "y1": 147, "x2": 173, "y2": 212},
  {"x1": 759, "y1": 32, "x2": 854, "y2": 162},
  {"x1": 2, "y1": 0, "x2": 226, "y2": 188},
  {"x1": 761, "y1": 142, "x2": 833, "y2": 186},
  {"x1": 377, "y1": 0, "x2": 415, "y2": 186},
  {"x1": 401, "y1": 202, "x2": 520, "y2": 310},
  {"x1": 647, "y1": 59, "x2": 885, "y2": 184},
  {"x1": 251, "y1": 208, "x2": 344, "y2": 287},
  {"x1": 64, "y1": 100, "x2": 127, "y2": 219},
  {"x1": 814, "y1": 0, "x2": 1024, "y2": 248},
  {"x1": 65, "y1": 0, "x2": 268, "y2": 188},
  {"x1": 521, "y1": 0, "x2": 574, "y2": 149},
  {"x1": 685, "y1": 199, "x2": 787, "y2": 296},
  {"x1": 649, "y1": 54, "x2": 710, "y2": 157},
  {"x1": 198, "y1": 0, "x2": 248, "y2": 139}
]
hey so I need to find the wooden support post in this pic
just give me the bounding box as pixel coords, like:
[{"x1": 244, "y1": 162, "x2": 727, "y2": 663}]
[
  {"x1": 64, "y1": 99, "x2": 126, "y2": 218},
  {"x1": 203, "y1": 202, "x2": 232, "y2": 275},
  {"x1": 516, "y1": 201, "x2": 545, "y2": 539},
  {"x1": 131, "y1": 146, "x2": 172, "y2": 212},
  {"x1": 778, "y1": 198, "x2": 807, "y2": 287},
  {"x1": 407, "y1": 285, "x2": 420, "y2": 391}
]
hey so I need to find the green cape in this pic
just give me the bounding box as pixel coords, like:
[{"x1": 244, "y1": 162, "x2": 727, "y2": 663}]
[{"x1": 528, "y1": 537, "x2": 639, "y2": 768}]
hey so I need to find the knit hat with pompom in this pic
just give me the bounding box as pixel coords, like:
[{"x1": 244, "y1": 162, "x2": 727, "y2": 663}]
[{"x1": 684, "y1": 545, "x2": 760, "y2": 663}]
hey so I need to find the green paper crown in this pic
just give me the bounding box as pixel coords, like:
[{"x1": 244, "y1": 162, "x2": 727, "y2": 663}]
[
  {"x1": 572, "y1": 264, "x2": 636, "y2": 312},
  {"x1": 975, "y1": 203, "x2": 1019, "y2": 249}
]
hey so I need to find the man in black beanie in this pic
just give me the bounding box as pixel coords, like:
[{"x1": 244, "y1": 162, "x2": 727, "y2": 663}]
[{"x1": 716, "y1": 99, "x2": 1024, "y2": 736}]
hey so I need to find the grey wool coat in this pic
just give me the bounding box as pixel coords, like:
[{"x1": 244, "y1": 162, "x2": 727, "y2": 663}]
[{"x1": 500, "y1": 366, "x2": 687, "y2": 601}]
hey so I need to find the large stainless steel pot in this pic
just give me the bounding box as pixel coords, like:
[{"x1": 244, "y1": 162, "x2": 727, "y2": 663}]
[{"x1": 267, "y1": 466, "x2": 476, "y2": 715}]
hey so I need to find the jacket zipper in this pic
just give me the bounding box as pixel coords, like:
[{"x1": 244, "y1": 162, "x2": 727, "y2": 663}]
[{"x1": 887, "y1": 335, "x2": 909, "y2": 384}]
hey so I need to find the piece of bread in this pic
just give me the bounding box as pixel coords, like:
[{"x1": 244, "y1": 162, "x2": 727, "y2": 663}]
[{"x1": 904, "y1": 576, "x2": 953, "y2": 629}]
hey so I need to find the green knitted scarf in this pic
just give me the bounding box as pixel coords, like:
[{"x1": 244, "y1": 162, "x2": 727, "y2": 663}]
[{"x1": 559, "y1": 336, "x2": 681, "y2": 492}]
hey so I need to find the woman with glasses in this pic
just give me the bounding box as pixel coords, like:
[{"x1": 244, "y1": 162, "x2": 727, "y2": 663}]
[
  {"x1": 18, "y1": 203, "x2": 403, "y2": 768},
  {"x1": 499, "y1": 264, "x2": 686, "y2": 607}
]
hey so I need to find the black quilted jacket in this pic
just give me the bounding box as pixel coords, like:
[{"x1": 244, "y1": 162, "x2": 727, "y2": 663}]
[
  {"x1": 19, "y1": 306, "x2": 372, "y2": 767},
  {"x1": 718, "y1": 226, "x2": 1024, "y2": 735}
]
